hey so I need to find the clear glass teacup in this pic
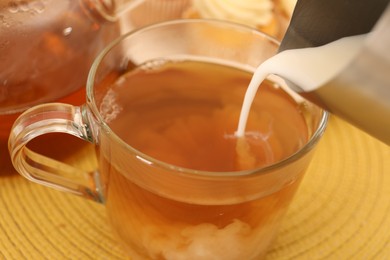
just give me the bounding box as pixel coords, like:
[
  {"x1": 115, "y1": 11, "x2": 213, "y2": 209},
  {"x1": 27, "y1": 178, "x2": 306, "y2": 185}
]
[{"x1": 9, "y1": 19, "x2": 327, "y2": 259}]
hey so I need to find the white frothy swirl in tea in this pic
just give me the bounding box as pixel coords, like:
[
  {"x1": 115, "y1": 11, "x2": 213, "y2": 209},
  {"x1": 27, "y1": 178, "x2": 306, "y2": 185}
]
[{"x1": 100, "y1": 88, "x2": 123, "y2": 123}]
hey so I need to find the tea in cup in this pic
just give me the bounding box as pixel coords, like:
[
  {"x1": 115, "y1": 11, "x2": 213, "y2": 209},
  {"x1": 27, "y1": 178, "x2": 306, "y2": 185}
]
[{"x1": 9, "y1": 20, "x2": 327, "y2": 259}]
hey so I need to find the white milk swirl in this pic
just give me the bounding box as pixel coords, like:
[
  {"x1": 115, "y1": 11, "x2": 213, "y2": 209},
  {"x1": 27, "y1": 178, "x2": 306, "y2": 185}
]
[{"x1": 236, "y1": 34, "x2": 367, "y2": 137}]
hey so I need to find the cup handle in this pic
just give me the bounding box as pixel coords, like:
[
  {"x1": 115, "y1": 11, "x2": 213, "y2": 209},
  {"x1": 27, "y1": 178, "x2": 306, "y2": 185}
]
[{"x1": 8, "y1": 103, "x2": 104, "y2": 202}]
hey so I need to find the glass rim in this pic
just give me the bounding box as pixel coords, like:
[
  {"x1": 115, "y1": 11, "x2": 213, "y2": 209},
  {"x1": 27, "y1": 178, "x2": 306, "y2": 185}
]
[{"x1": 86, "y1": 19, "x2": 329, "y2": 177}]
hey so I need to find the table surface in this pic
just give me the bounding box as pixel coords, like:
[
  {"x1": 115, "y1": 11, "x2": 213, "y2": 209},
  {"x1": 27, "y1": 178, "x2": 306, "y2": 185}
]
[{"x1": 0, "y1": 115, "x2": 389, "y2": 259}]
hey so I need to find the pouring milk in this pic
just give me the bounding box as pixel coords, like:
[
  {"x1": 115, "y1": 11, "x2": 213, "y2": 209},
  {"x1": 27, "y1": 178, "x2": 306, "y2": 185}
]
[{"x1": 237, "y1": 33, "x2": 381, "y2": 139}]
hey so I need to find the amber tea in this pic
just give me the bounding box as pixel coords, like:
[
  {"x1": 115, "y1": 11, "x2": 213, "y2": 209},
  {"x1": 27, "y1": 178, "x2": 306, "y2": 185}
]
[{"x1": 98, "y1": 59, "x2": 309, "y2": 259}]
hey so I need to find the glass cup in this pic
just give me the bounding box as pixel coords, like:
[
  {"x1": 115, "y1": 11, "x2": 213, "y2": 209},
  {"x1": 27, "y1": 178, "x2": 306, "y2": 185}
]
[{"x1": 8, "y1": 20, "x2": 328, "y2": 259}]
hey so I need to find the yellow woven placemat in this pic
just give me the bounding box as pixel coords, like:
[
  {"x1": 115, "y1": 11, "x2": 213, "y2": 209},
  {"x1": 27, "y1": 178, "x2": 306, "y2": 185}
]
[{"x1": 0, "y1": 116, "x2": 389, "y2": 259}]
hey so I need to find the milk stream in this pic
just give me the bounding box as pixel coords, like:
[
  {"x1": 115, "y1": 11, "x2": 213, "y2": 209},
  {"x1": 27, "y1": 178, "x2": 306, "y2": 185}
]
[{"x1": 236, "y1": 34, "x2": 367, "y2": 137}]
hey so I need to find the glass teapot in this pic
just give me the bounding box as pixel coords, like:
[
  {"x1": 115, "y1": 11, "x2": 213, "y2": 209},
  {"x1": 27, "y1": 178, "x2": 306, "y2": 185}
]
[
  {"x1": 0, "y1": 0, "x2": 133, "y2": 167},
  {"x1": 0, "y1": 0, "x2": 133, "y2": 119}
]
